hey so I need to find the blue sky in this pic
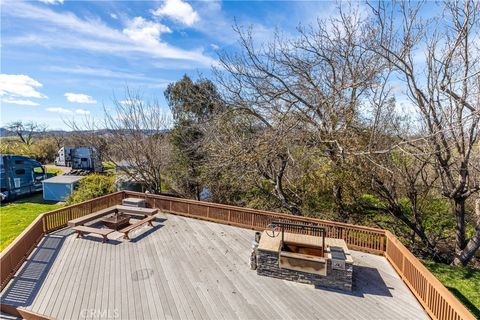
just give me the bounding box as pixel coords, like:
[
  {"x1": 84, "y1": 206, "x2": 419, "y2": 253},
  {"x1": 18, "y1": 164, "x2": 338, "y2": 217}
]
[{"x1": 1, "y1": 0, "x2": 340, "y2": 129}]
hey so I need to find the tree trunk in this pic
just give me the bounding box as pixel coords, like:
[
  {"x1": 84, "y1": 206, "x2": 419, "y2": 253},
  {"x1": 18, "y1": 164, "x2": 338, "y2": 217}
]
[
  {"x1": 452, "y1": 199, "x2": 480, "y2": 266},
  {"x1": 271, "y1": 155, "x2": 302, "y2": 216},
  {"x1": 195, "y1": 184, "x2": 201, "y2": 201},
  {"x1": 453, "y1": 232, "x2": 480, "y2": 266},
  {"x1": 395, "y1": 210, "x2": 444, "y2": 262},
  {"x1": 274, "y1": 177, "x2": 302, "y2": 216},
  {"x1": 453, "y1": 197, "x2": 467, "y2": 262},
  {"x1": 333, "y1": 184, "x2": 347, "y2": 222}
]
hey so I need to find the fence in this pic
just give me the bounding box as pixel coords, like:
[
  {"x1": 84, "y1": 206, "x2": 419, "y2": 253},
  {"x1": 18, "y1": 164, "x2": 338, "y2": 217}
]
[{"x1": 0, "y1": 190, "x2": 476, "y2": 320}]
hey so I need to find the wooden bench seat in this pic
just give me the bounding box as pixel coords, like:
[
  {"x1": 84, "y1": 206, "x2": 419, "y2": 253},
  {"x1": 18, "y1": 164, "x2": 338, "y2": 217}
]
[
  {"x1": 115, "y1": 205, "x2": 158, "y2": 217},
  {"x1": 119, "y1": 215, "x2": 156, "y2": 240},
  {"x1": 68, "y1": 207, "x2": 117, "y2": 227},
  {"x1": 67, "y1": 205, "x2": 158, "y2": 228},
  {"x1": 73, "y1": 226, "x2": 114, "y2": 243}
]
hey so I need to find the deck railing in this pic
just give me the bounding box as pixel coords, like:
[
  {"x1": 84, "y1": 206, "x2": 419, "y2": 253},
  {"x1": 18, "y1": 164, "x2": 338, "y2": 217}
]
[
  {"x1": 0, "y1": 190, "x2": 476, "y2": 320},
  {"x1": 124, "y1": 191, "x2": 386, "y2": 254},
  {"x1": 43, "y1": 192, "x2": 124, "y2": 232},
  {"x1": 0, "y1": 214, "x2": 44, "y2": 292},
  {"x1": 385, "y1": 231, "x2": 474, "y2": 320}
]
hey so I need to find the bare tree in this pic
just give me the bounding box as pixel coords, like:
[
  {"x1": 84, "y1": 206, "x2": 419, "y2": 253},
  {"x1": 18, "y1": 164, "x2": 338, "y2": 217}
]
[
  {"x1": 65, "y1": 116, "x2": 111, "y2": 164},
  {"x1": 368, "y1": 0, "x2": 480, "y2": 265},
  {"x1": 214, "y1": 6, "x2": 384, "y2": 218},
  {"x1": 205, "y1": 108, "x2": 307, "y2": 214},
  {"x1": 103, "y1": 92, "x2": 172, "y2": 194},
  {"x1": 6, "y1": 121, "x2": 46, "y2": 146},
  {"x1": 67, "y1": 90, "x2": 171, "y2": 194}
]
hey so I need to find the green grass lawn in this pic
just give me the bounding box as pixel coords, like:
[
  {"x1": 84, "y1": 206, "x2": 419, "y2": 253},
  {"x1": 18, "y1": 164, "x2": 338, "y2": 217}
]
[
  {"x1": 0, "y1": 193, "x2": 63, "y2": 251},
  {"x1": 46, "y1": 167, "x2": 63, "y2": 175},
  {"x1": 423, "y1": 260, "x2": 480, "y2": 318}
]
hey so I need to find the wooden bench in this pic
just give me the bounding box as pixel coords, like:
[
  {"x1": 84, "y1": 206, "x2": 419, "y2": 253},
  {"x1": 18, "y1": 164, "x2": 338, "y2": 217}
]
[
  {"x1": 72, "y1": 226, "x2": 114, "y2": 243},
  {"x1": 115, "y1": 205, "x2": 158, "y2": 218},
  {"x1": 67, "y1": 207, "x2": 117, "y2": 227},
  {"x1": 119, "y1": 215, "x2": 156, "y2": 240},
  {"x1": 67, "y1": 205, "x2": 158, "y2": 228}
]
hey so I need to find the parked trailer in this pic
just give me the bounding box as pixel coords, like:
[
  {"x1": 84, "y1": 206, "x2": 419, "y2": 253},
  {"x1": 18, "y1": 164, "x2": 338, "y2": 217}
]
[
  {"x1": 54, "y1": 146, "x2": 73, "y2": 167},
  {"x1": 0, "y1": 155, "x2": 50, "y2": 201},
  {"x1": 54, "y1": 147, "x2": 103, "y2": 172}
]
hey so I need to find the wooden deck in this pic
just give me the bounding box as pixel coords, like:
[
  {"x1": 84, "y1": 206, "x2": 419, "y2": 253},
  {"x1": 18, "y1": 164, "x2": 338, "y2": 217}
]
[{"x1": 1, "y1": 213, "x2": 427, "y2": 319}]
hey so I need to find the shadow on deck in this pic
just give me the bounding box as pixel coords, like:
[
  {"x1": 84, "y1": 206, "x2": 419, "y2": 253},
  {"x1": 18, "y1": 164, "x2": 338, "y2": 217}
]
[
  {"x1": 0, "y1": 218, "x2": 167, "y2": 310},
  {"x1": 0, "y1": 229, "x2": 71, "y2": 308}
]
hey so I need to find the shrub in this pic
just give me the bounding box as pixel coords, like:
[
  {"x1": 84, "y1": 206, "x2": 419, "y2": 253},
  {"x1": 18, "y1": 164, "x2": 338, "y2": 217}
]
[
  {"x1": 67, "y1": 174, "x2": 116, "y2": 204},
  {"x1": 28, "y1": 138, "x2": 58, "y2": 163},
  {"x1": 0, "y1": 137, "x2": 58, "y2": 163}
]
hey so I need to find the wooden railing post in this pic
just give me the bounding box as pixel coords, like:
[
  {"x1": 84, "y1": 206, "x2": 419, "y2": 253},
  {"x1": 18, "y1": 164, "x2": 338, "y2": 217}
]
[{"x1": 42, "y1": 214, "x2": 47, "y2": 233}]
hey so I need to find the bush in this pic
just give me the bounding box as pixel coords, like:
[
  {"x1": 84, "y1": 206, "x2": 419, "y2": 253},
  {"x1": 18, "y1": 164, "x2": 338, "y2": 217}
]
[
  {"x1": 28, "y1": 138, "x2": 58, "y2": 163},
  {"x1": 67, "y1": 174, "x2": 116, "y2": 204},
  {"x1": 0, "y1": 137, "x2": 58, "y2": 163}
]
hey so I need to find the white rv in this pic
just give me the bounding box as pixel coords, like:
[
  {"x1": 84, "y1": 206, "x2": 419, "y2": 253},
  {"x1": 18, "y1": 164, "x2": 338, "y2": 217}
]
[{"x1": 54, "y1": 147, "x2": 103, "y2": 172}]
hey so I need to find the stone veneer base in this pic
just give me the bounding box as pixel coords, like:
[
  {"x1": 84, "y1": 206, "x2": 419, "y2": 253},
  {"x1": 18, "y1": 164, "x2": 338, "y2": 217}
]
[{"x1": 256, "y1": 249, "x2": 353, "y2": 291}]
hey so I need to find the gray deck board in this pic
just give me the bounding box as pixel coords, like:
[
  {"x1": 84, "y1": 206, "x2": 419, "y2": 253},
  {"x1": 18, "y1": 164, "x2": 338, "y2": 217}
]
[
  {"x1": 190, "y1": 220, "x2": 279, "y2": 319},
  {"x1": 1, "y1": 213, "x2": 428, "y2": 320}
]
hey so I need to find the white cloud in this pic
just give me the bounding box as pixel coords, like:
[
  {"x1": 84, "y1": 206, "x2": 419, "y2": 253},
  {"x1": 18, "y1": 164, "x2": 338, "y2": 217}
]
[
  {"x1": 123, "y1": 17, "x2": 171, "y2": 46},
  {"x1": 153, "y1": 0, "x2": 200, "y2": 26},
  {"x1": 0, "y1": 74, "x2": 47, "y2": 99},
  {"x1": 120, "y1": 99, "x2": 143, "y2": 106},
  {"x1": 64, "y1": 93, "x2": 97, "y2": 104},
  {"x1": 38, "y1": 0, "x2": 64, "y2": 4},
  {"x1": 46, "y1": 107, "x2": 72, "y2": 114},
  {"x1": 3, "y1": 1, "x2": 215, "y2": 67},
  {"x1": 44, "y1": 65, "x2": 173, "y2": 88},
  {"x1": 1, "y1": 98, "x2": 39, "y2": 106},
  {"x1": 45, "y1": 107, "x2": 90, "y2": 115},
  {"x1": 110, "y1": 13, "x2": 118, "y2": 20},
  {"x1": 75, "y1": 108, "x2": 90, "y2": 115}
]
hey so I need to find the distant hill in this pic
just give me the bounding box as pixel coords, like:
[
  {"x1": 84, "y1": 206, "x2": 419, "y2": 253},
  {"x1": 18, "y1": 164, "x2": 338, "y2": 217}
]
[
  {"x1": 0, "y1": 127, "x2": 71, "y2": 137},
  {"x1": 0, "y1": 127, "x2": 169, "y2": 137},
  {"x1": 0, "y1": 127, "x2": 14, "y2": 137}
]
